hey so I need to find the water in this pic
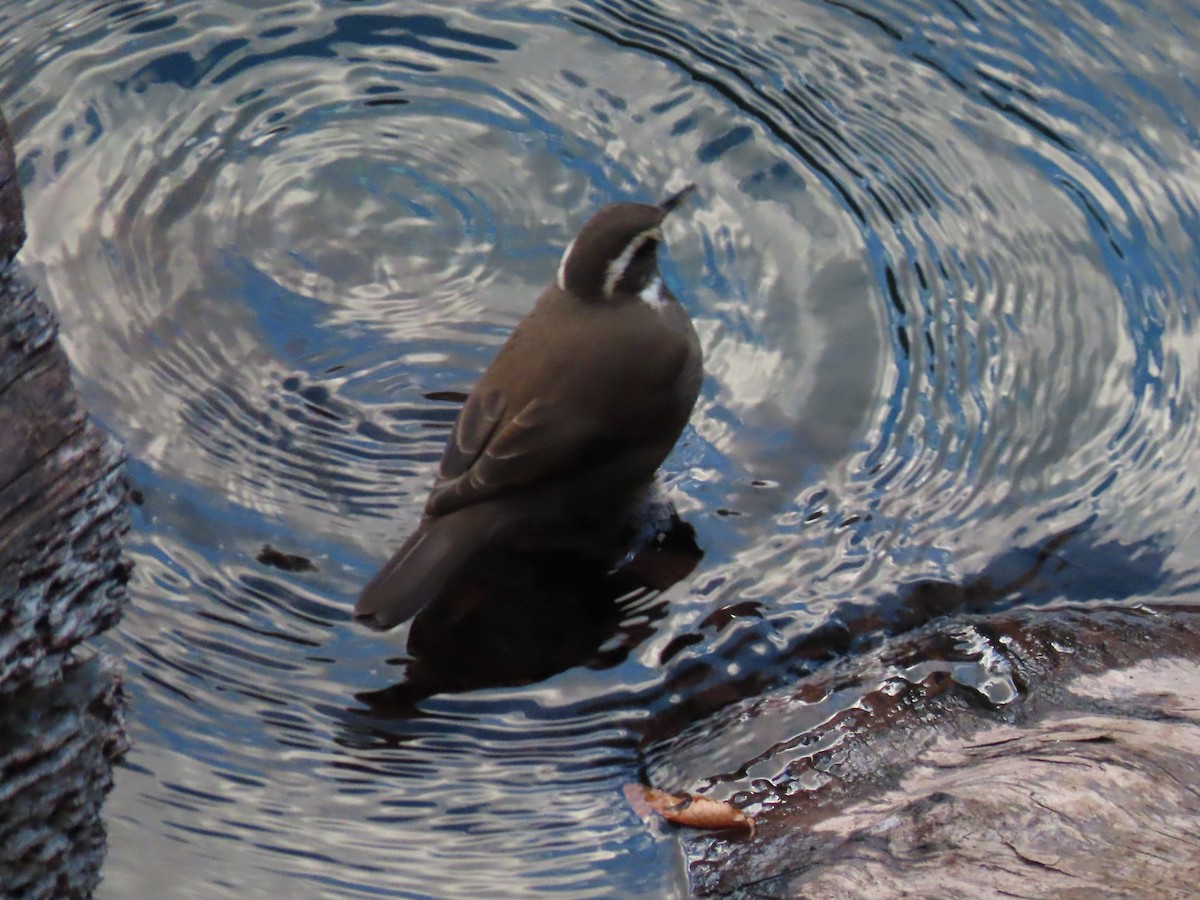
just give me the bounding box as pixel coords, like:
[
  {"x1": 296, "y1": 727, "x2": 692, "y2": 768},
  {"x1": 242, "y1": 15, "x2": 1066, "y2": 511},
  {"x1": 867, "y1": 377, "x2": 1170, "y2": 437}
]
[{"x1": 3, "y1": 0, "x2": 1200, "y2": 895}]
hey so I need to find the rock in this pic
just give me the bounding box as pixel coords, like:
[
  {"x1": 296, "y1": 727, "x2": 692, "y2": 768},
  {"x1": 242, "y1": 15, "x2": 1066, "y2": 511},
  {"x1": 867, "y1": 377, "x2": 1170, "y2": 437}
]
[
  {"x1": 0, "y1": 108, "x2": 25, "y2": 265},
  {"x1": 669, "y1": 607, "x2": 1200, "y2": 897},
  {"x1": 0, "y1": 657, "x2": 129, "y2": 899},
  {"x1": 0, "y1": 104, "x2": 132, "y2": 899},
  {"x1": 0, "y1": 106, "x2": 130, "y2": 697}
]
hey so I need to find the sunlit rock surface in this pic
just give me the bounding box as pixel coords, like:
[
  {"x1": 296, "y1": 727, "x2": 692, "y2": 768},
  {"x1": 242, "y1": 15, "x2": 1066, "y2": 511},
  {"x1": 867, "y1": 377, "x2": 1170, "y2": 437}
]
[{"x1": 666, "y1": 606, "x2": 1200, "y2": 896}]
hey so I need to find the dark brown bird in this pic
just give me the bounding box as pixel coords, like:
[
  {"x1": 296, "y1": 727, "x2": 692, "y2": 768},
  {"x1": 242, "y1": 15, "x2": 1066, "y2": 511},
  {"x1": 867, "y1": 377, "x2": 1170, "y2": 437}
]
[{"x1": 355, "y1": 185, "x2": 703, "y2": 630}]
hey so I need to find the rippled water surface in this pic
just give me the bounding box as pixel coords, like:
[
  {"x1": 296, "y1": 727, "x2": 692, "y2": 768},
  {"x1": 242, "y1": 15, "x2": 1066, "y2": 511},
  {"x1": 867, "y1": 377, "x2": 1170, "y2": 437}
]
[{"x1": 4, "y1": 0, "x2": 1200, "y2": 895}]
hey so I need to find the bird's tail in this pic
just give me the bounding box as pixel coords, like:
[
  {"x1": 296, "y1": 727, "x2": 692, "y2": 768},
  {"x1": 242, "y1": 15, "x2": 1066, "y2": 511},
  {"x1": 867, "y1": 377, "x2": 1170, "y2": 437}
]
[{"x1": 355, "y1": 508, "x2": 494, "y2": 631}]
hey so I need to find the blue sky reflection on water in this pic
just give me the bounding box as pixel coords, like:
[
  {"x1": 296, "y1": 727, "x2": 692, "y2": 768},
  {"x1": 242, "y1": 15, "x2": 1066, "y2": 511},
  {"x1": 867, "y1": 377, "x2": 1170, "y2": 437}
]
[{"x1": 3, "y1": 0, "x2": 1200, "y2": 894}]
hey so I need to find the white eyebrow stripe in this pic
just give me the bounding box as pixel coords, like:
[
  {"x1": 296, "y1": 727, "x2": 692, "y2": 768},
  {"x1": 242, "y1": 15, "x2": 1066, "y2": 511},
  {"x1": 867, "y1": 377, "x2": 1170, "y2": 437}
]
[
  {"x1": 603, "y1": 227, "x2": 660, "y2": 298},
  {"x1": 556, "y1": 238, "x2": 576, "y2": 291}
]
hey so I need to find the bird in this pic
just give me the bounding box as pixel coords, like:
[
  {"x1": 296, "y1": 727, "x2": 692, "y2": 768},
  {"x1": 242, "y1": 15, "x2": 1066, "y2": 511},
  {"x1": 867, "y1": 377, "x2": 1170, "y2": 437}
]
[{"x1": 355, "y1": 184, "x2": 703, "y2": 631}]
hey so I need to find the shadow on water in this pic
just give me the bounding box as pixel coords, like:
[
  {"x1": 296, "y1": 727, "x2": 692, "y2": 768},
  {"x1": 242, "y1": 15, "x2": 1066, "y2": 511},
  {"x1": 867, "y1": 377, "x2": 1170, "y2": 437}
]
[
  {"x1": 863, "y1": 514, "x2": 1171, "y2": 639},
  {"x1": 355, "y1": 517, "x2": 704, "y2": 714},
  {"x1": 5, "y1": 0, "x2": 1200, "y2": 894},
  {"x1": 344, "y1": 510, "x2": 1168, "y2": 752},
  {"x1": 636, "y1": 517, "x2": 1172, "y2": 743}
]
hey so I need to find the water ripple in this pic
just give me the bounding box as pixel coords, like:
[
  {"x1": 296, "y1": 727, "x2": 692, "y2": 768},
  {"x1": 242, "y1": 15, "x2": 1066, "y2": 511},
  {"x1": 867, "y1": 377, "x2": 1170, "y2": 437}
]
[{"x1": 5, "y1": 0, "x2": 1200, "y2": 895}]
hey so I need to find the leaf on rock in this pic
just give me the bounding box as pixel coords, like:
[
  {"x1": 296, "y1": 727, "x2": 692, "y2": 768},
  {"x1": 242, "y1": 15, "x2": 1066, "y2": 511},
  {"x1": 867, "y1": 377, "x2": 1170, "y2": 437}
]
[{"x1": 623, "y1": 784, "x2": 756, "y2": 836}]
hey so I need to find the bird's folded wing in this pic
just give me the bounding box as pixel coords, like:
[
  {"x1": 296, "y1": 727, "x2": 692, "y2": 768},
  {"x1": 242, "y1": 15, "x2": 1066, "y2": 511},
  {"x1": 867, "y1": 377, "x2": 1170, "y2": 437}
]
[
  {"x1": 425, "y1": 391, "x2": 602, "y2": 517},
  {"x1": 435, "y1": 386, "x2": 506, "y2": 480}
]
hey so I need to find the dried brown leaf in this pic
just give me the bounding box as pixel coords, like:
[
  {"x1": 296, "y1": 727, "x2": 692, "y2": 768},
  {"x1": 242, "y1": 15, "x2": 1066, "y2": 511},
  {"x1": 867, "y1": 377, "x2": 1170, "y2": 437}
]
[{"x1": 623, "y1": 784, "x2": 756, "y2": 836}]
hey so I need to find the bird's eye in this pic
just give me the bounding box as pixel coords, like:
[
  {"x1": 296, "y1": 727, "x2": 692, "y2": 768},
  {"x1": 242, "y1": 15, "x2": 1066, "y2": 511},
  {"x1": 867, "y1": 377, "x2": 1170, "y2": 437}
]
[
  {"x1": 629, "y1": 237, "x2": 657, "y2": 270},
  {"x1": 610, "y1": 236, "x2": 659, "y2": 297}
]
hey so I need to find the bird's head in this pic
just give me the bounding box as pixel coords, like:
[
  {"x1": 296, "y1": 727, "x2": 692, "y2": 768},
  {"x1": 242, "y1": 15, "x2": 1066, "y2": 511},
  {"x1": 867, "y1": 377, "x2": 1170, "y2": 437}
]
[{"x1": 556, "y1": 184, "x2": 696, "y2": 304}]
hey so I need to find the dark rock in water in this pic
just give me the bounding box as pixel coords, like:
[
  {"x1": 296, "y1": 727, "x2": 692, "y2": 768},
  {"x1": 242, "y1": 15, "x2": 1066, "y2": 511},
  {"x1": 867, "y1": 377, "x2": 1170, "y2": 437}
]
[
  {"x1": 257, "y1": 543, "x2": 318, "y2": 573},
  {"x1": 356, "y1": 514, "x2": 703, "y2": 710},
  {"x1": 0, "y1": 657, "x2": 128, "y2": 900},
  {"x1": 0, "y1": 107, "x2": 24, "y2": 265},
  {"x1": 0, "y1": 105, "x2": 131, "y2": 898},
  {"x1": 0, "y1": 107, "x2": 130, "y2": 696}
]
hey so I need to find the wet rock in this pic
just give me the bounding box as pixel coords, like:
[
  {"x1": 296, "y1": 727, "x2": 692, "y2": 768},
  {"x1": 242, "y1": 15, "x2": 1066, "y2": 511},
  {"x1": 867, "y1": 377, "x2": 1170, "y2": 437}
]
[
  {"x1": 257, "y1": 543, "x2": 318, "y2": 573},
  {"x1": 659, "y1": 607, "x2": 1200, "y2": 897},
  {"x1": 0, "y1": 106, "x2": 130, "y2": 696},
  {"x1": 0, "y1": 657, "x2": 129, "y2": 899},
  {"x1": 0, "y1": 105, "x2": 131, "y2": 898},
  {"x1": 0, "y1": 107, "x2": 24, "y2": 265}
]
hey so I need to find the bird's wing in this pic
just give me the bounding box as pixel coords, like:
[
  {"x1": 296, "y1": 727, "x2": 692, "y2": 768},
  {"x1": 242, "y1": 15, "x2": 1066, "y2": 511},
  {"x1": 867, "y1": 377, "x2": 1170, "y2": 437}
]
[
  {"x1": 425, "y1": 388, "x2": 604, "y2": 518},
  {"x1": 434, "y1": 385, "x2": 506, "y2": 482}
]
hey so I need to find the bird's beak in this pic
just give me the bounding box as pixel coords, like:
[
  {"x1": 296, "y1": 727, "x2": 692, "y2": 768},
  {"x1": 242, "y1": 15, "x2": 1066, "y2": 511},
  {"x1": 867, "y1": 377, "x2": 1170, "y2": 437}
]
[{"x1": 660, "y1": 183, "x2": 698, "y2": 214}]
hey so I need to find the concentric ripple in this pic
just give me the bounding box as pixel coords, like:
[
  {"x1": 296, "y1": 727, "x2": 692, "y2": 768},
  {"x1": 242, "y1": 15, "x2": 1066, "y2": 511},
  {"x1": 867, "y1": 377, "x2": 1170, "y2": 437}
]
[{"x1": 4, "y1": 0, "x2": 1200, "y2": 895}]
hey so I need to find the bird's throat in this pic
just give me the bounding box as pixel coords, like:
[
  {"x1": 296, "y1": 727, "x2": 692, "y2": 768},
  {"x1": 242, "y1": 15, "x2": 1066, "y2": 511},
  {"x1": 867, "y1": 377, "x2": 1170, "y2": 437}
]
[{"x1": 639, "y1": 275, "x2": 668, "y2": 310}]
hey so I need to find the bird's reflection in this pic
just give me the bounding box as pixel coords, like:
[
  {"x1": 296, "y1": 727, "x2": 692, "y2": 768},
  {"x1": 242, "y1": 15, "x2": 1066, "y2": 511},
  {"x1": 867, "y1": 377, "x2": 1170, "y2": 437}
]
[{"x1": 354, "y1": 515, "x2": 702, "y2": 714}]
